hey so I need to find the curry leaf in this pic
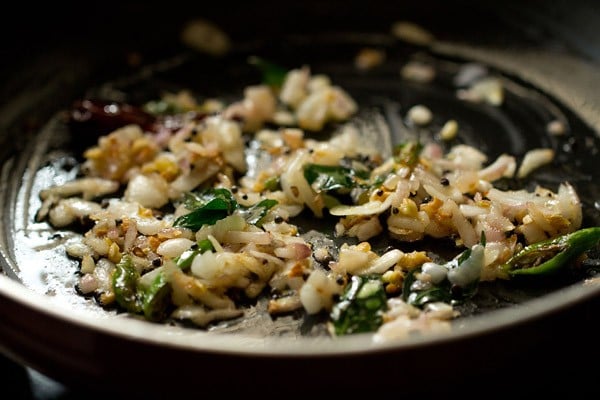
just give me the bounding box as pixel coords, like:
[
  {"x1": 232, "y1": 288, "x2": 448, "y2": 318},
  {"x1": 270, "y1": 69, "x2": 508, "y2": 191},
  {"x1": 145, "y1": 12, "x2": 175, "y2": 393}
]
[
  {"x1": 174, "y1": 188, "x2": 238, "y2": 230},
  {"x1": 237, "y1": 199, "x2": 278, "y2": 227},
  {"x1": 182, "y1": 188, "x2": 237, "y2": 211},
  {"x1": 402, "y1": 268, "x2": 452, "y2": 307},
  {"x1": 174, "y1": 188, "x2": 278, "y2": 231},
  {"x1": 402, "y1": 250, "x2": 481, "y2": 309},
  {"x1": 173, "y1": 198, "x2": 233, "y2": 230},
  {"x1": 248, "y1": 56, "x2": 287, "y2": 88},
  {"x1": 304, "y1": 164, "x2": 369, "y2": 192}
]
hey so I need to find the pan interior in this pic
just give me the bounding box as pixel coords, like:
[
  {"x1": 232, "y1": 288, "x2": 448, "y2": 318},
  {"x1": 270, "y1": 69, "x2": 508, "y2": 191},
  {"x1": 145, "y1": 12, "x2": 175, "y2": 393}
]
[{"x1": 1, "y1": 28, "x2": 600, "y2": 341}]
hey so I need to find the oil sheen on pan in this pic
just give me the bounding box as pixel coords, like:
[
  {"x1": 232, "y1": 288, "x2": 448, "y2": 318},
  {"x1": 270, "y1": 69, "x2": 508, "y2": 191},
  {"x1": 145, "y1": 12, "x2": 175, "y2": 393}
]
[{"x1": 4, "y1": 19, "x2": 600, "y2": 343}]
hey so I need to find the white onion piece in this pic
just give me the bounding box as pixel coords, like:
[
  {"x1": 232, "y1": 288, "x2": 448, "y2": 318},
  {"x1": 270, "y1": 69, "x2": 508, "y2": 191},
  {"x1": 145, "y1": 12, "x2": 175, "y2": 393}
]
[
  {"x1": 407, "y1": 105, "x2": 432, "y2": 126},
  {"x1": 273, "y1": 243, "x2": 312, "y2": 260},
  {"x1": 517, "y1": 148, "x2": 554, "y2": 178},
  {"x1": 93, "y1": 258, "x2": 115, "y2": 292},
  {"x1": 363, "y1": 249, "x2": 403, "y2": 275},
  {"x1": 77, "y1": 274, "x2": 98, "y2": 294},
  {"x1": 190, "y1": 251, "x2": 219, "y2": 280},
  {"x1": 66, "y1": 242, "x2": 94, "y2": 259},
  {"x1": 424, "y1": 302, "x2": 456, "y2": 319},
  {"x1": 224, "y1": 231, "x2": 271, "y2": 245},
  {"x1": 446, "y1": 144, "x2": 488, "y2": 170},
  {"x1": 478, "y1": 154, "x2": 516, "y2": 181},
  {"x1": 125, "y1": 174, "x2": 170, "y2": 209},
  {"x1": 557, "y1": 183, "x2": 582, "y2": 229},
  {"x1": 333, "y1": 248, "x2": 373, "y2": 275},
  {"x1": 299, "y1": 269, "x2": 342, "y2": 314},
  {"x1": 172, "y1": 305, "x2": 243, "y2": 327},
  {"x1": 330, "y1": 195, "x2": 393, "y2": 216},
  {"x1": 445, "y1": 199, "x2": 477, "y2": 247},
  {"x1": 280, "y1": 150, "x2": 322, "y2": 216},
  {"x1": 83, "y1": 236, "x2": 110, "y2": 256},
  {"x1": 268, "y1": 295, "x2": 303, "y2": 315},
  {"x1": 48, "y1": 198, "x2": 103, "y2": 228},
  {"x1": 39, "y1": 178, "x2": 119, "y2": 201},
  {"x1": 459, "y1": 204, "x2": 489, "y2": 218},
  {"x1": 279, "y1": 67, "x2": 309, "y2": 108},
  {"x1": 156, "y1": 238, "x2": 195, "y2": 258}
]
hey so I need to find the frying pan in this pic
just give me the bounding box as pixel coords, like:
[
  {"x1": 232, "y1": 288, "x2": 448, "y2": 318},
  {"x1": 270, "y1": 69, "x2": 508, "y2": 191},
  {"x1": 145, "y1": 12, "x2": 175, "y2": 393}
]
[{"x1": 1, "y1": 0, "x2": 599, "y2": 396}]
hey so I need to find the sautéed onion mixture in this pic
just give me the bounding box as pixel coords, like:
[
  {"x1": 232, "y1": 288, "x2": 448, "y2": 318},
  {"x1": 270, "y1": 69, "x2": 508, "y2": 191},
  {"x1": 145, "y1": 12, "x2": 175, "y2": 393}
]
[{"x1": 35, "y1": 61, "x2": 600, "y2": 342}]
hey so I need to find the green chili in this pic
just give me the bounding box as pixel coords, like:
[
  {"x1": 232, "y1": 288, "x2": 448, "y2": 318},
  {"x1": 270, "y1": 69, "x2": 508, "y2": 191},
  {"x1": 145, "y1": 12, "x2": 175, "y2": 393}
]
[
  {"x1": 140, "y1": 271, "x2": 171, "y2": 322},
  {"x1": 330, "y1": 275, "x2": 388, "y2": 335},
  {"x1": 502, "y1": 227, "x2": 600, "y2": 276},
  {"x1": 112, "y1": 254, "x2": 142, "y2": 313}
]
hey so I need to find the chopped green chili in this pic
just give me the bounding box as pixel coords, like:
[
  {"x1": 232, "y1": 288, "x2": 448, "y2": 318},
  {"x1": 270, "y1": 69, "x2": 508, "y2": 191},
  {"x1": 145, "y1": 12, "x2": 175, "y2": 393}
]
[{"x1": 331, "y1": 274, "x2": 388, "y2": 335}]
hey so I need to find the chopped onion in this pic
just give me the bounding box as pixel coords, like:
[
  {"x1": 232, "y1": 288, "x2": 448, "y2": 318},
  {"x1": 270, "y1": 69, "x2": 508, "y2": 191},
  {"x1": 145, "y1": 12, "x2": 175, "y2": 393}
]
[{"x1": 517, "y1": 148, "x2": 554, "y2": 178}]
